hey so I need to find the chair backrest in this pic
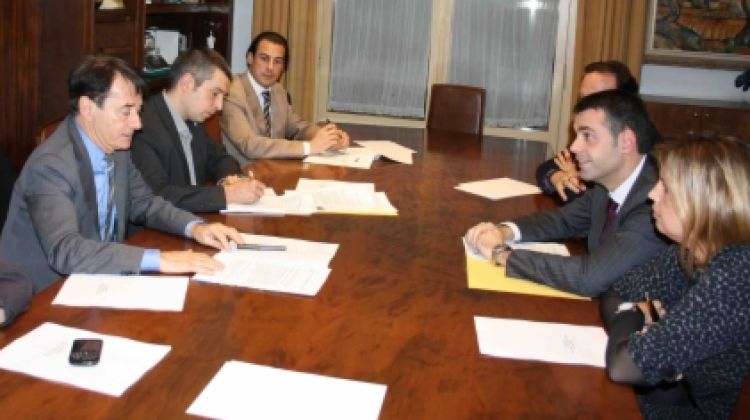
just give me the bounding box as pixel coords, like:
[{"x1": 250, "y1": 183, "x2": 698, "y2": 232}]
[
  {"x1": 204, "y1": 113, "x2": 222, "y2": 144},
  {"x1": 38, "y1": 119, "x2": 62, "y2": 144},
  {"x1": 426, "y1": 84, "x2": 486, "y2": 135}
]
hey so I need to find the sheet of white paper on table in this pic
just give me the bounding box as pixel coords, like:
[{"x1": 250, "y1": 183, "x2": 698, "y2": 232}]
[
  {"x1": 194, "y1": 253, "x2": 332, "y2": 296},
  {"x1": 234, "y1": 233, "x2": 339, "y2": 268},
  {"x1": 303, "y1": 147, "x2": 378, "y2": 169},
  {"x1": 508, "y1": 242, "x2": 570, "y2": 256},
  {"x1": 306, "y1": 188, "x2": 397, "y2": 214},
  {"x1": 187, "y1": 360, "x2": 387, "y2": 420},
  {"x1": 463, "y1": 238, "x2": 569, "y2": 261},
  {"x1": 355, "y1": 140, "x2": 416, "y2": 164},
  {"x1": 221, "y1": 188, "x2": 289, "y2": 215},
  {"x1": 0, "y1": 322, "x2": 170, "y2": 397},
  {"x1": 223, "y1": 194, "x2": 316, "y2": 216},
  {"x1": 455, "y1": 177, "x2": 541, "y2": 200},
  {"x1": 295, "y1": 178, "x2": 376, "y2": 193},
  {"x1": 52, "y1": 274, "x2": 189, "y2": 311},
  {"x1": 474, "y1": 316, "x2": 606, "y2": 368}
]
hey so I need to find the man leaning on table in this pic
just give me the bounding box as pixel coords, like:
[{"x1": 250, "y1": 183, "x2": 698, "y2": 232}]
[
  {"x1": 132, "y1": 48, "x2": 265, "y2": 213},
  {"x1": 221, "y1": 31, "x2": 350, "y2": 166},
  {"x1": 0, "y1": 55, "x2": 243, "y2": 293},
  {"x1": 465, "y1": 90, "x2": 670, "y2": 297}
]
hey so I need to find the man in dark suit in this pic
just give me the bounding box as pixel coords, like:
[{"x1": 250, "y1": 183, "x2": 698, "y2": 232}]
[
  {"x1": 0, "y1": 55, "x2": 243, "y2": 292},
  {"x1": 221, "y1": 31, "x2": 349, "y2": 166},
  {"x1": 132, "y1": 48, "x2": 265, "y2": 212},
  {"x1": 465, "y1": 90, "x2": 669, "y2": 297},
  {"x1": 535, "y1": 60, "x2": 639, "y2": 202}
]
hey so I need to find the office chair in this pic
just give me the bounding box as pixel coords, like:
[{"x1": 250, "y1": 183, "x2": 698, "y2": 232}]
[
  {"x1": 426, "y1": 84, "x2": 486, "y2": 136},
  {"x1": 38, "y1": 119, "x2": 62, "y2": 144},
  {"x1": 204, "y1": 113, "x2": 222, "y2": 144}
]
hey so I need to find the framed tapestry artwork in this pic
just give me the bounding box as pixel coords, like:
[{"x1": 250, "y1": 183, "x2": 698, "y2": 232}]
[{"x1": 646, "y1": 0, "x2": 750, "y2": 69}]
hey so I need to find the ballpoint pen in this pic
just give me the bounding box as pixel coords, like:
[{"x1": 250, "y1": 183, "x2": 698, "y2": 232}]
[{"x1": 236, "y1": 244, "x2": 287, "y2": 251}]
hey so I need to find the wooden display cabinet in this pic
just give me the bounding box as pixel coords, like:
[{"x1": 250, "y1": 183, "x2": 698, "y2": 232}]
[
  {"x1": 143, "y1": 0, "x2": 233, "y2": 90},
  {"x1": 644, "y1": 95, "x2": 750, "y2": 141},
  {"x1": 94, "y1": 0, "x2": 144, "y2": 69}
]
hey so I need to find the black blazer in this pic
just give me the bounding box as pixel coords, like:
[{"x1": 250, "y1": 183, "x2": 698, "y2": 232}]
[{"x1": 131, "y1": 93, "x2": 241, "y2": 212}]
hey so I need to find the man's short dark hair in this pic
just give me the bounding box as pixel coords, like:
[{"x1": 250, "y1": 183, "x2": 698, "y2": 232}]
[
  {"x1": 167, "y1": 48, "x2": 232, "y2": 90},
  {"x1": 583, "y1": 61, "x2": 639, "y2": 94},
  {"x1": 246, "y1": 31, "x2": 289, "y2": 66},
  {"x1": 68, "y1": 55, "x2": 146, "y2": 114},
  {"x1": 574, "y1": 90, "x2": 660, "y2": 154}
]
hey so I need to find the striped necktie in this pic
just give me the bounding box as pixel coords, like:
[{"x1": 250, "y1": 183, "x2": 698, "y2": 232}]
[
  {"x1": 262, "y1": 89, "x2": 271, "y2": 136},
  {"x1": 103, "y1": 154, "x2": 116, "y2": 242}
]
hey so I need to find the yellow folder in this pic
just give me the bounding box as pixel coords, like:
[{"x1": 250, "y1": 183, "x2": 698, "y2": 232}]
[{"x1": 465, "y1": 252, "x2": 589, "y2": 300}]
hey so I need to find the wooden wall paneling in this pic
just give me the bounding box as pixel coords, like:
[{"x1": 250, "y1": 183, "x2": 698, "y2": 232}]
[
  {"x1": 1, "y1": 0, "x2": 44, "y2": 173},
  {"x1": 40, "y1": 0, "x2": 92, "y2": 127}
]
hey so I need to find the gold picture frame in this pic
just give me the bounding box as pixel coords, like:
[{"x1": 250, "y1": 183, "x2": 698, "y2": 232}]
[{"x1": 645, "y1": 0, "x2": 750, "y2": 69}]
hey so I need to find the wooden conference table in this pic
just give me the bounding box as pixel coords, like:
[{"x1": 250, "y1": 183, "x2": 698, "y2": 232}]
[{"x1": 0, "y1": 125, "x2": 648, "y2": 418}]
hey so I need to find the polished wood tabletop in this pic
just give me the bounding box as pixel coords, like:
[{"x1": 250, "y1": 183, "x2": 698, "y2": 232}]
[{"x1": 0, "y1": 125, "x2": 651, "y2": 418}]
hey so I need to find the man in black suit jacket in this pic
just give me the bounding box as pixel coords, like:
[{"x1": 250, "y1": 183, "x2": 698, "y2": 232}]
[
  {"x1": 465, "y1": 90, "x2": 670, "y2": 297},
  {"x1": 132, "y1": 48, "x2": 265, "y2": 213}
]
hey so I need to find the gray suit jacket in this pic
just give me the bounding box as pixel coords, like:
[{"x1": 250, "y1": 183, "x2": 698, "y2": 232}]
[
  {"x1": 132, "y1": 93, "x2": 241, "y2": 212},
  {"x1": 0, "y1": 116, "x2": 198, "y2": 292},
  {"x1": 507, "y1": 157, "x2": 669, "y2": 296},
  {"x1": 220, "y1": 73, "x2": 317, "y2": 166}
]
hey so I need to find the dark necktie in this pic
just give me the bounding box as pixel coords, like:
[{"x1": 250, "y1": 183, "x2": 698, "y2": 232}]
[
  {"x1": 601, "y1": 198, "x2": 618, "y2": 237},
  {"x1": 103, "y1": 155, "x2": 116, "y2": 242},
  {"x1": 262, "y1": 90, "x2": 271, "y2": 136}
]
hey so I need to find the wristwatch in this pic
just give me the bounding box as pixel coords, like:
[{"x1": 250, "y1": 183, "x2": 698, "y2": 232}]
[{"x1": 491, "y1": 243, "x2": 511, "y2": 266}]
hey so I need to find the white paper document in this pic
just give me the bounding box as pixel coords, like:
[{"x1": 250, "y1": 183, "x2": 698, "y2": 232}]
[
  {"x1": 233, "y1": 233, "x2": 339, "y2": 268},
  {"x1": 292, "y1": 178, "x2": 397, "y2": 216},
  {"x1": 463, "y1": 238, "x2": 569, "y2": 260},
  {"x1": 474, "y1": 316, "x2": 607, "y2": 368},
  {"x1": 223, "y1": 195, "x2": 311, "y2": 216},
  {"x1": 303, "y1": 147, "x2": 378, "y2": 169},
  {"x1": 221, "y1": 188, "x2": 289, "y2": 215},
  {"x1": 455, "y1": 177, "x2": 542, "y2": 200},
  {"x1": 355, "y1": 140, "x2": 416, "y2": 164},
  {"x1": 195, "y1": 254, "x2": 331, "y2": 296},
  {"x1": 296, "y1": 178, "x2": 375, "y2": 193},
  {"x1": 187, "y1": 360, "x2": 387, "y2": 420},
  {"x1": 193, "y1": 234, "x2": 338, "y2": 296},
  {"x1": 52, "y1": 274, "x2": 189, "y2": 311},
  {"x1": 509, "y1": 242, "x2": 570, "y2": 256},
  {"x1": 0, "y1": 322, "x2": 170, "y2": 397}
]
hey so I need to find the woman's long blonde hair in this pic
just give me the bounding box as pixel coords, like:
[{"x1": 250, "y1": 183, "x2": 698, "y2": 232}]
[{"x1": 652, "y1": 137, "x2": 750, "y2": 273}]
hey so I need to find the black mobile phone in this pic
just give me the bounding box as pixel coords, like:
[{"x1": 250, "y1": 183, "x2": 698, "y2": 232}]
[{"x1": 69, "y1": 338, "x2": 103, "y2": 366}]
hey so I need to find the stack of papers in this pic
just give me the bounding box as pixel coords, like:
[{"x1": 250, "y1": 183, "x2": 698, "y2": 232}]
[
  {"x1": 455, "y1": 177, "x2": 541, "y2": 200},
  {"x1": 222, "y1": 188, "x2": 306, "y2": 216},
  {"x1": 52, "y1": 274, "x2": 189, "y2": 311},
  {"x1": 474, "y1": 316, "x2": 607, "y2": 367},
  {"x1": 355, "y1": 140, "x2": 416, "y2": 164},
  {"x1": 303, "y1": 147, "x2": 379, "y2": 169},
  {"x1": 223, "y1": 179, "x2": 398, "y2": 217},
  {"x1": 463, "y1": 238, "x2": 587, "y2": 300},
  {"x1": 187, "y1": 360, "x2": 387, "y2": 419},
  {"x1": 193, "y1": 233, "x2": 339, "y2": 296},
  {"x1": 0, "y1": 323, "x2": 170, "y2": 396}
]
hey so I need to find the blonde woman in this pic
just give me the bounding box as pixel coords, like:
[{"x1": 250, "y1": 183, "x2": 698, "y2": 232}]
[{"x1": 601, "y1": 136, "x2": 750, "y2": 419}]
